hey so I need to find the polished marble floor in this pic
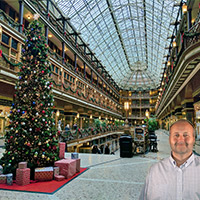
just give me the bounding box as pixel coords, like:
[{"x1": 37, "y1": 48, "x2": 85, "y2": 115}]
[{"x1": 0, "y1": 130, "x2": 171, "y2": 200}]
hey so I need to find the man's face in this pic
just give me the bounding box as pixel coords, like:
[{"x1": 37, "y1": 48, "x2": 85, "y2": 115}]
[{"x1": 169, "y1": 121, "x2": 195, "y2": 156}]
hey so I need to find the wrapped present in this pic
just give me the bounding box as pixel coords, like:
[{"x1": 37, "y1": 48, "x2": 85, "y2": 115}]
[
  {"x1": 75, "y1": 158, "x2": 81, "y2": 173},
  {"x1": 0, "y1": 165, "x2": 3, "y2": 175},
  {"x1": 71, "y1": 152, "x2": 78, "y2": 159},
  {"x1": 54, "y1": 175, "x2": 65, "y2": 181},
  {"x1": 34, "y1": 167, "x2": 53, "y2": 181},
  {"x1": 54, "y1": 159, "x2": 76, "y2": 179},
  {"x1": 16, "y1": 168, "x2": 30, "y2": 186},
  {"x1": 59, "y1": 142, "x2": 65, "y2": 159},
  {"x1": 0, "y1": 174, "x2": 6, "y2": 184},
  {"x1": 6, "y1": 173, "x2": 13, "y2": 185},
  {"x1": 54, "y1": 167, "x2": 59, "y2": 177},
  {"x1": 18, "y1": 162, "x2": 27, "y2": 169}
]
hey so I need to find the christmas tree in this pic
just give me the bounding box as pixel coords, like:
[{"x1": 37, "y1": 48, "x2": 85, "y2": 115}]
[{"x1": 0, "y1": 14, "x2": 59, "y2": 177}]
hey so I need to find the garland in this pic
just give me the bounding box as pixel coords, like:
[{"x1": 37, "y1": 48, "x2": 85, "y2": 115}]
[
  {"x1": 2, "y1": 52, "x2": 22, "y2": 67},
  {"x1": 184, "y1": 32, "x2": 200, "y2": 37}
]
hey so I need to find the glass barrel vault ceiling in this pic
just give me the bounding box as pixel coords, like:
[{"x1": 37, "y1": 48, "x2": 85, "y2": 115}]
[{"x1": 55, "y1": 0, "x2": 180, "y2": 91}]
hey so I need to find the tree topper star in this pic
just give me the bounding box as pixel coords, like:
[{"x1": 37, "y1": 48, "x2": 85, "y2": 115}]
[{"x1": 33, "y1": 13, "x2": 40, "y2": 20}]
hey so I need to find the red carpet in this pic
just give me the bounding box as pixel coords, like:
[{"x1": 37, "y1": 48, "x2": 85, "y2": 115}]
[{"x1": 0, "y1": 168, "x2": 88, "y2": 194}]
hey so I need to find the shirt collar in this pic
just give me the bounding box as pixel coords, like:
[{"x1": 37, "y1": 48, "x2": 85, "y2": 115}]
[{"x1": 169, "y1": 153, "x2": 194, "y2": 168}]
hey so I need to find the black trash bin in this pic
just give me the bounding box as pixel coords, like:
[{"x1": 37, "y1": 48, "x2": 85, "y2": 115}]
[{"x1": 120, "y1": 135, "x2": 133, "y2": 157}]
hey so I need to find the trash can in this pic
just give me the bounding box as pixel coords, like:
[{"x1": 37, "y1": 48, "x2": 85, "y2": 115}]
[{"x1": 120, "y1": 135, "x2": 133, "y2": 157}]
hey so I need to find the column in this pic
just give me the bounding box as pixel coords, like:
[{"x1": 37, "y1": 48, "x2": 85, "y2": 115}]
[
  {"x1": 187, "y1": 9, "x2": 192, "y2": 30},
  {"x1": 91, "y1": 70, "x2": 93, "y2": 83},
  {"x1": 45, "y1": 0, "x2": 50, "y2": 42},
  {"x1": 18, "y1": 0, "x2": 24, "y2": 33},
  {"x1": 62, "y1": 18, "x2": 66, "y2": 64},
  {"x1": 74, "y1": 54, "x2": 77, "y2": 72},
  {"x1": 83, "y1": 63, "x2": 86, "y2": 78}
]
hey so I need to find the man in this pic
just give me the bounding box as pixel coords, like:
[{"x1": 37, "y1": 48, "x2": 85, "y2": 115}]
[{"x1": 139, "y1": 119, "x2": 200, "y2": 200}]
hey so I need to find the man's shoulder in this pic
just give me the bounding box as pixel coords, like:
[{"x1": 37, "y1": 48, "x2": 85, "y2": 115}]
[{"x1": 149, "y1": 157, "x2": 170, "y2": 171}]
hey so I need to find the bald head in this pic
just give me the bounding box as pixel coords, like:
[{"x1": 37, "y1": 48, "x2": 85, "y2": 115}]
[{"x1": 169, "y1": 119, "x2": 195, "y2": 136}]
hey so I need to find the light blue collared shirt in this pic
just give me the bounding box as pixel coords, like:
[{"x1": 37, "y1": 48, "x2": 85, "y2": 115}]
[{"x1": 139, "y1": 153, "x2": 200, "y2": 200}]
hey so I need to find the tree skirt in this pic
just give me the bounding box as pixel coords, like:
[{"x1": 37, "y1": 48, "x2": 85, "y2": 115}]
[{"x1": 0, "y1": 168, "x2": 88, "y2": 194}]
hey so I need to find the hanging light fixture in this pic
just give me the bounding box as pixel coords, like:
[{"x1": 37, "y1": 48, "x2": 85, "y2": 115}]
[{"x1": 182, "y1": 4, "x2": 187, "y2": 14}]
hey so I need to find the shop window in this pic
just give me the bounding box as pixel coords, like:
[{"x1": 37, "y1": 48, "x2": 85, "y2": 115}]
[
  {"x1": 11, "y1": 38, "x2": 18, "y2": 50},
  {"x1": 2, "y1": 33, "x2": 10, "y2": 45},
  {"x1": 51, "y1": 65, "x2": 55, "y2": 71},
  {"x1": 55, "y1": 67, "x2": 58, "y2": 74},
  {"x1": 64, "y1": 72, "x2": 66, "y2": 78}
]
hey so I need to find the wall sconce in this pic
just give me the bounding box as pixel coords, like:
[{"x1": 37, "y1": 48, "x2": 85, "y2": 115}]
[
  {"x1": 27, "y1": 15, "x2": 31, "y2": 20},
  {"x1": 48, "y1": 34, "x2": 53, "y2": 38},
  {"x1": 172, "y1": 41, "x2": 177, "y2": 48},
  {"x1": 90, "y1": 114, "x2": 92, "y2": 119},
  {"x1": 182, "y1": 4, "x2": 187, "y2": 14},
  {"x1": 145, "y1": 110, "x2": 149, "y2": 119},
  {"x1": 56, "y1": 110, "x2": 60, "y2": 117},
  {"x1": 124, "y1": 102, "x2": 129, "y2": 111}
]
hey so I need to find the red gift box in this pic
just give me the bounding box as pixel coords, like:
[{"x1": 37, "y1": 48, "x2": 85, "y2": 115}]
[
  {"x1": 34, "y1": 167, "x2": 53, "y2": 181},
  {"x1": 75, "y1": 158, "x2": 80, "y2": 173},
  {"x1": 55, "y1": 175, "x2": 65, "y2": 181},
  {"x1": 0, "y1": 174, "x2": 6, "y2": 184},
  {"x1": 59, "y1": 142, "x2": 65, "y2": 159},
  {"x1": 54, "y1": 159, "x2": 76, "y2": 179},
  {"x1": 18, "y1": 162, "x2": 27, "y2": 169},
  {"x1": 16, "y1": 168, "x2": 30, "y2": 186},
  {"x1": 67, "y1": 158, "x2": 80, "y2": 173}
]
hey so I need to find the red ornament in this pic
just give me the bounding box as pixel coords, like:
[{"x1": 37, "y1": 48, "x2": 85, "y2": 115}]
[
  {"x1": 10, "y1": 136, "x2": 13, "y2": 139},
  {"x1": 45, "y1": 121, "x2": 47, "y2": 124},
  {"x1": 32, "y1": 118, "x2": 34, "y2": 121},
  {"x1": 22, "y1": 66, "x2": 25, "y2": 69},
  {"x1": 42, "y1": 110, "x2": 45, "y2": 113},
  {"x1": 41, "y1": 103, "x2": 43, "y2": 106},
  {"x1": 27, "y1": 143, "x2": 31, "y2": 146},
  {"x1": 42, "y1": 70, "x2": 44, "y2": 73},
  {"x1": 48, "y1": 13, "x2": 50, "y2": 17},
  {"x1": 39, "y1": 36, "x2": 41, "y2": 39},
  {"x1": 49, "y1": 146, "x2": 51, "y2": 149}
]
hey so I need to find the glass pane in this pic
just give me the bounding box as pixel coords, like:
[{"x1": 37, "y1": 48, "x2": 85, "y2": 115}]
[
  {"x1": 11, "y1": 38, "x2": 18, "y2": 50},
  {"x1": 2, "y1": 33, "x2": 10, "y2": 45}
]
